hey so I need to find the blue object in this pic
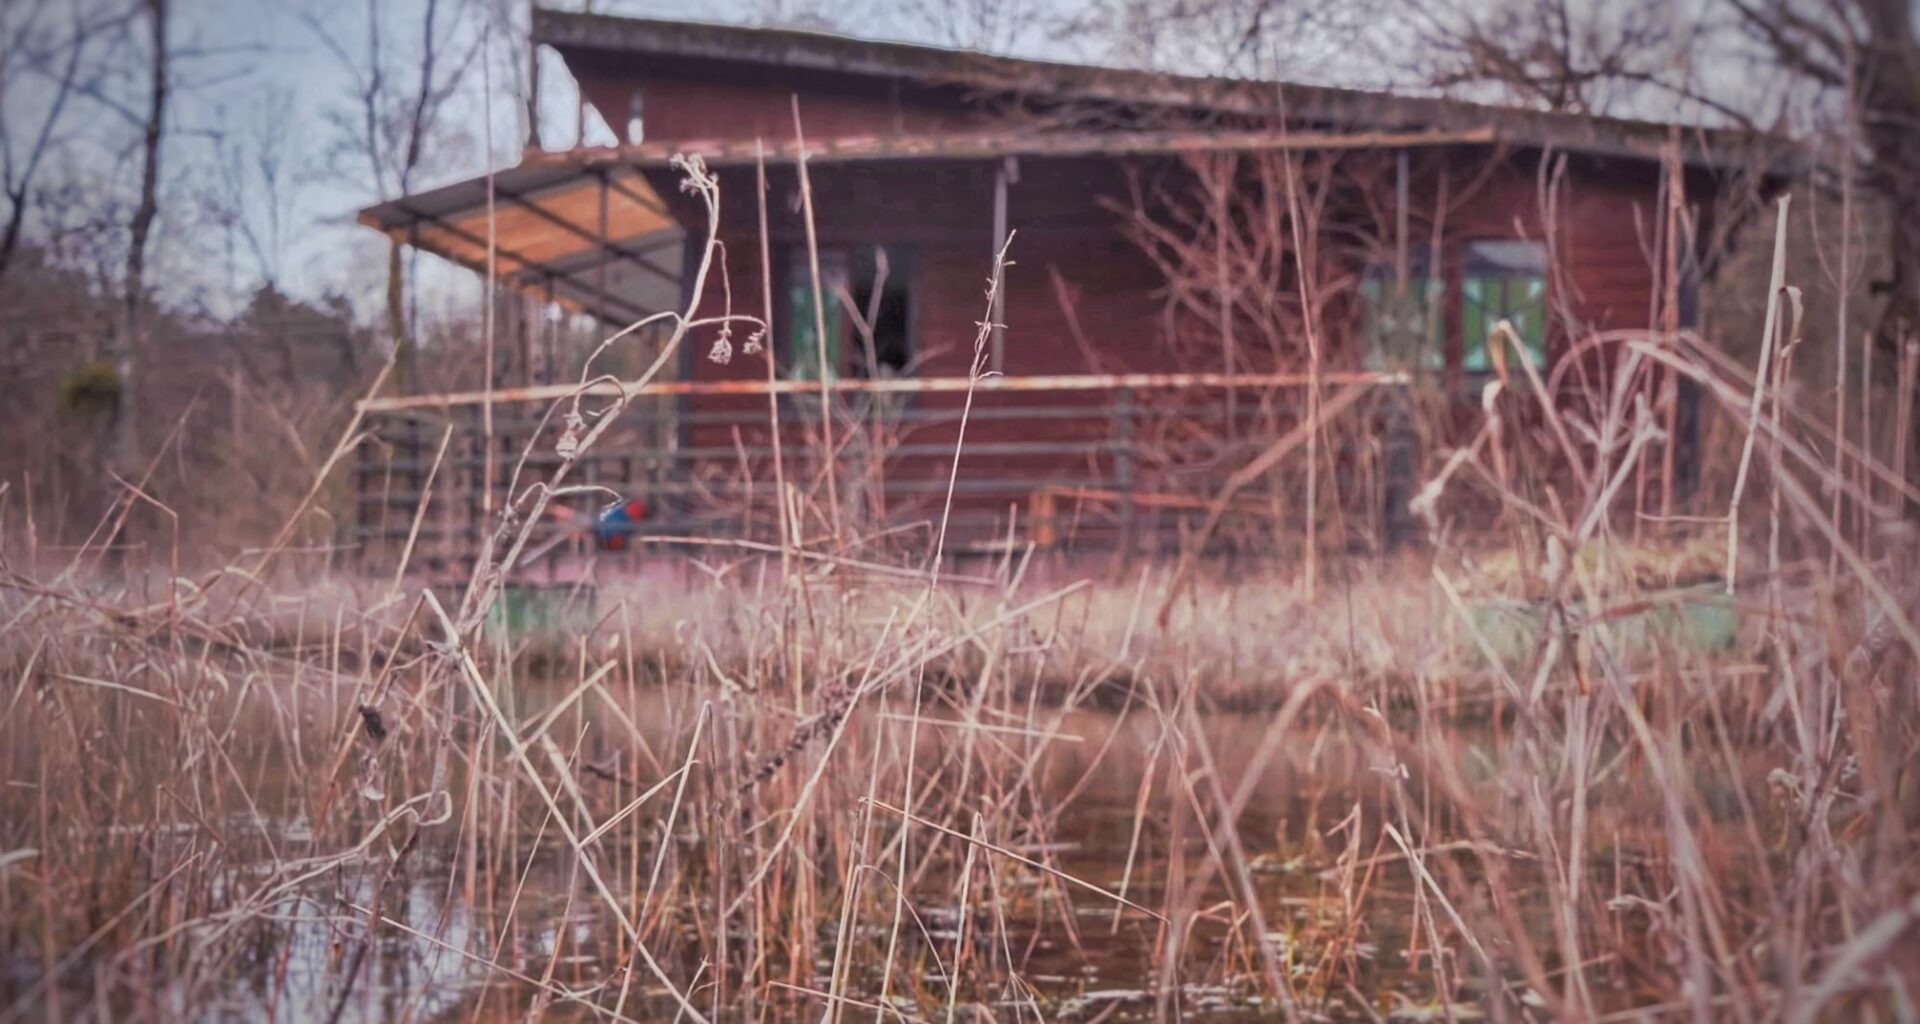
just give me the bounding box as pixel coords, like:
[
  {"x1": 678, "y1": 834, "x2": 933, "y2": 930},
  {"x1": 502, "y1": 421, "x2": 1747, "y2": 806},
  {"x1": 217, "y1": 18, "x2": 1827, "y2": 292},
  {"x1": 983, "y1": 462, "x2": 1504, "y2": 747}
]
[{"x1": 593, "y1": 497, "x2": 649, "y2": 550}]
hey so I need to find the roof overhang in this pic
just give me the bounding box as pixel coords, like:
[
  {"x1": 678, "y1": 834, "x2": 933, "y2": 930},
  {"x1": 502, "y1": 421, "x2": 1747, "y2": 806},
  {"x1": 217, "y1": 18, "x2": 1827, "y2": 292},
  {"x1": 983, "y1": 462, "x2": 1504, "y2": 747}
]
[
  {"x1": 531, "y1": 9, "x2": 1801, "y2": 175},
  {"x1": 525, "y1": 126, "x2": 1503, "y2": 170},
  {"x1": 356, "y1": 160, "x2": 684, "y2": 326},
  {"x1": 355, "y1": 128, "x2": 1514, "y2": 326}
]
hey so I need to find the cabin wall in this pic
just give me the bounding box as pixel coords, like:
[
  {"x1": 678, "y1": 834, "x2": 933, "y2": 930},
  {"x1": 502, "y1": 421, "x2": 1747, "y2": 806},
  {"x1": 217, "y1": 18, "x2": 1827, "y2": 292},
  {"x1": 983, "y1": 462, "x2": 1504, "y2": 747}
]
[
  {"x1": 1304, "y1": 150, "x2": 1683, "y2": 400},
  {"x1": 1448, "y1": 155, "x2": 1672, "y2": 342},
  {"x1": 654, "y1": 153, "x2": 1680, "y2": 382},
  {"x1": 657, "y1": 156, "x2": 1177, "y2": 384},
  {"x1": 636, "y1": 154, "x2": 1204, "y2": 541},
  {"x1": 579, "y1": 44, "x2": 1699, "y2": 545},
  {"x1": 629, "y1": 149, "x2": 1687, "y2": 537},
  {"x1": 562, "y1": 43, "x2": 1683, "y2": 366}
]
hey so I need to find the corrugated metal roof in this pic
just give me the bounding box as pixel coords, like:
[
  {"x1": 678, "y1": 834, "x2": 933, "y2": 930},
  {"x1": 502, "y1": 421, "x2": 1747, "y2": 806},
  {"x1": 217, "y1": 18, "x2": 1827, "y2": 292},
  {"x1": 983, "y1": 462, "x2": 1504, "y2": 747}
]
[
  {"x1": 354, "y1": 125, "x2": 1503, "y2": 327},
  {"x1": 356, "y1": 162, "x2": 683, "y2": 326}
]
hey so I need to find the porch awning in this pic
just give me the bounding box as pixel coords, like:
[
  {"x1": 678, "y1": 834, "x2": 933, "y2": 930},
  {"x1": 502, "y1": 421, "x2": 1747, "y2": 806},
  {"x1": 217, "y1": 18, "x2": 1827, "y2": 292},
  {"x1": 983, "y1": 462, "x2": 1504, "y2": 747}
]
[
  {"x1": 356, "y1": 161, "x2": 684, "y2": 326},
  {"x1": 353, "y1": 126, "x2": 1518, "y2": 326}
]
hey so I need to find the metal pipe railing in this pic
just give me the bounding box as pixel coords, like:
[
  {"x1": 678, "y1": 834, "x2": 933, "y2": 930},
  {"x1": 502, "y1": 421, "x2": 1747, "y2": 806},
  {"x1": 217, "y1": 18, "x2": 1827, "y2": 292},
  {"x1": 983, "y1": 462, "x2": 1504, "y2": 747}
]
[
  {"x1": 353, "y1": 372, "x2": 1416, "y2": 571},
  {"x1": 356, "y1": 369, "x2": 1410, "y2": 412}
]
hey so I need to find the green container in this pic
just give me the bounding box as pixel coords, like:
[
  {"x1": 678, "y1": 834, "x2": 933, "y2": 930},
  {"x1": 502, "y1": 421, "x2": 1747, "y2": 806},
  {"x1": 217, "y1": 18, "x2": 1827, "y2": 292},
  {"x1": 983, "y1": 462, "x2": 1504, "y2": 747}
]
[
  {"x1": 1467, "y1": 589, "x2": 1740, "y2": 667},
  {"x1": 486, "y1": 583, "x2": 597, "y2": 640}
]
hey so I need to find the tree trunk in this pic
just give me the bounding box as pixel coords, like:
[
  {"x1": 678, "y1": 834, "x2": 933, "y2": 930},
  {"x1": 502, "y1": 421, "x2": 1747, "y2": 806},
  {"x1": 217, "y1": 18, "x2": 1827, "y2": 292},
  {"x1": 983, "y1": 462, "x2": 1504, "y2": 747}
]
[
  {"x1": 1868, "y1": 85, "x2": 1920, "y2": 332},
  {"x1": 1877, "y1": 171, "x2": 1920, "y2": 356},
  {"x1": 382, "y1": 0, "x2": 440, "y2": 397},
  {"x1": 1859, "y1": 0, "x2": 1920, "y2": 323},
  {"x1": 1855, "y1": 0, "x2": 1920, "y2": 493},
  {"x1": 0, "y1": 198, "x2": 27, "y2": 284},
  {"x1": 386, "y1": 236, "x2": 411, "y2": 390},
  {"x1": 105, "y1": 0, "x2": 168, "y2": 541},
  {"x1": 0, "y1": 6, "x2": 93, "y2": 285}
]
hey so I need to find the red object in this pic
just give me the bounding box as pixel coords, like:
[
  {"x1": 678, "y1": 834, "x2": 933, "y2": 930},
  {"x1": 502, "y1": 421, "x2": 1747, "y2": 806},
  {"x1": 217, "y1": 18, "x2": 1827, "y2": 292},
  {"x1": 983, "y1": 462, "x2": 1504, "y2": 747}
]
[{"x1": 594, "y1": 495, "x2": 650, "y2": 551}]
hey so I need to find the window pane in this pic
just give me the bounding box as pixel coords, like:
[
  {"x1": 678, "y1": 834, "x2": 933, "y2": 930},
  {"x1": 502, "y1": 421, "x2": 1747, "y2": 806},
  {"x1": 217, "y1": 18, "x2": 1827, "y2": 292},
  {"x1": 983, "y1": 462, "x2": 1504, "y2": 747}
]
[
  {"x1": 1508, "y1": 278, "x2": 1546, "y2": 364},
  {"x1": 847, "y1": 246, "x2": 912, "y2": 379},
  {"x1": 788, "y1": 282, "x2": 841, "y2": 381},
  {"x1": 1461, "y1": 241, "x2": 1547, "y2": 372},
  {"x1": 1461, "y1": 276, "x2": 1489, "y2": 372},
  {"x1": 788, "y1": 247, "x2": 914, "y2": 381}
]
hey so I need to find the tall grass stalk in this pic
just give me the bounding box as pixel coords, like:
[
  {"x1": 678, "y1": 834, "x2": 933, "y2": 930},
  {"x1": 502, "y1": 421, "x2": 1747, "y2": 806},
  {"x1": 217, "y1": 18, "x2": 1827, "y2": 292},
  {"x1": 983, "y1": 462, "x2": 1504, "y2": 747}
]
[{"x1": 3, "y1": 151, "x2": 1918, "y2": 1024}]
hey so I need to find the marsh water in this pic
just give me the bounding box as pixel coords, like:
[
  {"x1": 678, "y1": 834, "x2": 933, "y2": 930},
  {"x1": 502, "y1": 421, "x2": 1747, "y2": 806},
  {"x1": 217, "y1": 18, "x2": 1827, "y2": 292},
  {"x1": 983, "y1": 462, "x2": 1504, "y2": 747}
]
[{"x1": 9, "y1": 681, "x2": 1596, "y2": 1022}]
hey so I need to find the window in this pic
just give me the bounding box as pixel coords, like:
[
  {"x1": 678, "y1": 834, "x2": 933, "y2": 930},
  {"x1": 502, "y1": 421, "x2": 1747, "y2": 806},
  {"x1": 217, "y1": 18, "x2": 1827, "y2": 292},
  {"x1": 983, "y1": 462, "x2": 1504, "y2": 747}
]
[
  {"x1": 785, "y1": 245, "x2": 911, "y2": 381},
  {"x1": 1460, "y1": 240, "x2": 1547, "y2": 373},
  {"x1": 1360, "y1": 252, "x2": 1443, "y2": 371},
  {"x1": 786, "y1": 249, "x2": 844, "y2": 382}
]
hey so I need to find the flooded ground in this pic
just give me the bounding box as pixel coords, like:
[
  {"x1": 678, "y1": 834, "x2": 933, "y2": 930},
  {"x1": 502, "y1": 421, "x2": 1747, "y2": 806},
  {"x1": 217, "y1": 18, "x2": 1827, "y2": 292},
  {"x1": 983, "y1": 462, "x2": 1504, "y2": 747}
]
[
  {"x1": 3, "y1": 604, "x2": 1866, "y2": 1024},
  {"x1": 7, "y1": 689, "x2": 1500, "y2": 1022}
]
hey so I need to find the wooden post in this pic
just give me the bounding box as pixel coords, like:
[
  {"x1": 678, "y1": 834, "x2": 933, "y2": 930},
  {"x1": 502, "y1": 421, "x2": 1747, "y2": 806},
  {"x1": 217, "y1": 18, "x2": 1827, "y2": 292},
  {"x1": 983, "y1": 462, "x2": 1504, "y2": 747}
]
[
  {"x1": 467, "y1": 405, "x2": 484, "y2": 567},
  {"x1": 1658, "y1": 138, "x2": 1684, "y2": 519},
  {"x1": 1115, "y1": 385, "x2": 1137, "y2": 557},
  {"x1": 1216, "y1": 153, "x2": 1238, "y2": 438},
  {"x1": 1383, "y1": 394, "x2": 1415, "y2": 551},
  {"x1": 355, "y1": 412, "x2": 375, "y2": 570},
  {"x1": 990, "y1": 156, "x2": 1017, "y2": 372},
  {"x1": 1029, "y1": 488, "x2": 1057, "y2": 551},
  {"x1": 542, "y1": 277, "x2": 557, "y2": 384}
]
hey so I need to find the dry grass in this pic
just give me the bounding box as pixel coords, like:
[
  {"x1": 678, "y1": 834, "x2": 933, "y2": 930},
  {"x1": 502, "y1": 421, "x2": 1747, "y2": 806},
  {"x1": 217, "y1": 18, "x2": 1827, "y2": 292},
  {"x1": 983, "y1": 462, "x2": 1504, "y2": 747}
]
[{"x1": 3, "y1": 159, "x2": 1920, "y2": 1024}]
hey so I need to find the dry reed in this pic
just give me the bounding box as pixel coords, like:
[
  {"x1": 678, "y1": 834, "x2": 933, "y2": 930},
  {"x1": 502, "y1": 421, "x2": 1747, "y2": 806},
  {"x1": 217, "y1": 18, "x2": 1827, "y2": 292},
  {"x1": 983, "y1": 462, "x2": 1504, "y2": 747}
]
[{"x1": 3, "y1": 150, "x2": 1918, "y2": 1024}]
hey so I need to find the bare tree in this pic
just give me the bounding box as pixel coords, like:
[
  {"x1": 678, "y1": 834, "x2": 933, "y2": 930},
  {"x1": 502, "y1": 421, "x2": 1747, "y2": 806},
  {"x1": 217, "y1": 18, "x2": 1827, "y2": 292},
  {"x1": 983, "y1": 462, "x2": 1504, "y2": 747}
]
[
  {"x1": 90, "y1": 0, "x2": 169, "y2": 508},
  {"x1": 906, "y1": 0, "x2": 1029, "y2": 53},
  {"x1": 1404, "y1": 0, "x2": 1734, "y2": 115},
  {"x1": 201, "y1": 88, "x2": 304, "y2": 296},
  {"x1": 0, "y1": 0, "x2": 127, "y2": 283},
  {"x1": 470, "y1": 0, "x2": 536, "y2": 152},
  {"x1": 1404, "y1": 0, "x2": 1916, "y2": 343},
  {"x1": 308, "y1": 0, "x2": 483, "y2": 391},
  {"x1": 1728, "y1": 0, "x2": 1920, "y2": 343},
  {"x1": 1056, "y1": 0, "x2": 1387, "y2": 84}
]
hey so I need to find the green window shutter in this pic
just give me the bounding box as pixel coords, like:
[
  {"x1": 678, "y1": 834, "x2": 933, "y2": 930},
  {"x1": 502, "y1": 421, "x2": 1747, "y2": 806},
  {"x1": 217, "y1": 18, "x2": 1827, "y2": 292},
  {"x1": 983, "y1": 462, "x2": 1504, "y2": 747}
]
[{"x1": 786, "y1": 253, "x2": 844, "y2": 382}]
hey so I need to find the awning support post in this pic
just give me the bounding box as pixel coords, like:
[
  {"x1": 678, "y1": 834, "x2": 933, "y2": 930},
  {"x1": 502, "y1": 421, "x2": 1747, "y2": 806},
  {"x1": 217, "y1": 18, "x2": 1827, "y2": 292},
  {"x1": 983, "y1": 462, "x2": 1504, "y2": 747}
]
[{"x1": 990, "y1": 155, "x2": 1018, "y2": 372}]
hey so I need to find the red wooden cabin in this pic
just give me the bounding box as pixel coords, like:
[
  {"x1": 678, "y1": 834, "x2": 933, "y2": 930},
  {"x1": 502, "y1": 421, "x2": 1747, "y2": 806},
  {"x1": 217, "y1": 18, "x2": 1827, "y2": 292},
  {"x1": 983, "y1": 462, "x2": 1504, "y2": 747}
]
[{"x1": 355, "y1": 11, "x2": 1789, "y2": 568}]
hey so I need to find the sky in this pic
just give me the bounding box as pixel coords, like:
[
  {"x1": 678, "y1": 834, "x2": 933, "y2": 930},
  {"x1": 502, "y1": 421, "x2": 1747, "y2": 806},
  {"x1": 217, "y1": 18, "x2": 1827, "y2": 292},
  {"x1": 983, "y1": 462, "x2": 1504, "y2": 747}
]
[
  {"x1": 168, "y1": 0, "x2": 615, "y2": 318},
  {"x1": 15, "y1": 2, "x2": 676, "y2": 321}
]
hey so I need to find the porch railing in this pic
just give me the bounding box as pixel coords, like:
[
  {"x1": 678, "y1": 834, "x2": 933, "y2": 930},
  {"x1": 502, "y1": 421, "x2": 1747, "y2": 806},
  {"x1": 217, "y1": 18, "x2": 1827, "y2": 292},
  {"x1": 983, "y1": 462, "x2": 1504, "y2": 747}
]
[{"x1": 352, "y1": 371, "x2": 1415, "y2": 576}]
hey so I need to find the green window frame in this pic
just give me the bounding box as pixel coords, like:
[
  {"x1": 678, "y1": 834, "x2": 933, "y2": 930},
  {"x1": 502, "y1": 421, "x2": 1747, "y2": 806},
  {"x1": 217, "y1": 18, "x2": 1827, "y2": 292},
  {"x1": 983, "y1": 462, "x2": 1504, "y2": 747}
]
[{"x1": 1460, "y1": 240, "x2": 1548, "y2": 373}]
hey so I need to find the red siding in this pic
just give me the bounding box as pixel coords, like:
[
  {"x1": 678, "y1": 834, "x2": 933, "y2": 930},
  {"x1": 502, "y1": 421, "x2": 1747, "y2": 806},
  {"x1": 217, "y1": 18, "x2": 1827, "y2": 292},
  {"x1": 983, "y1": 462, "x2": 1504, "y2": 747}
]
[{"x1": 570, "y1": 53, "x2": 1707, "y2": 545}]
